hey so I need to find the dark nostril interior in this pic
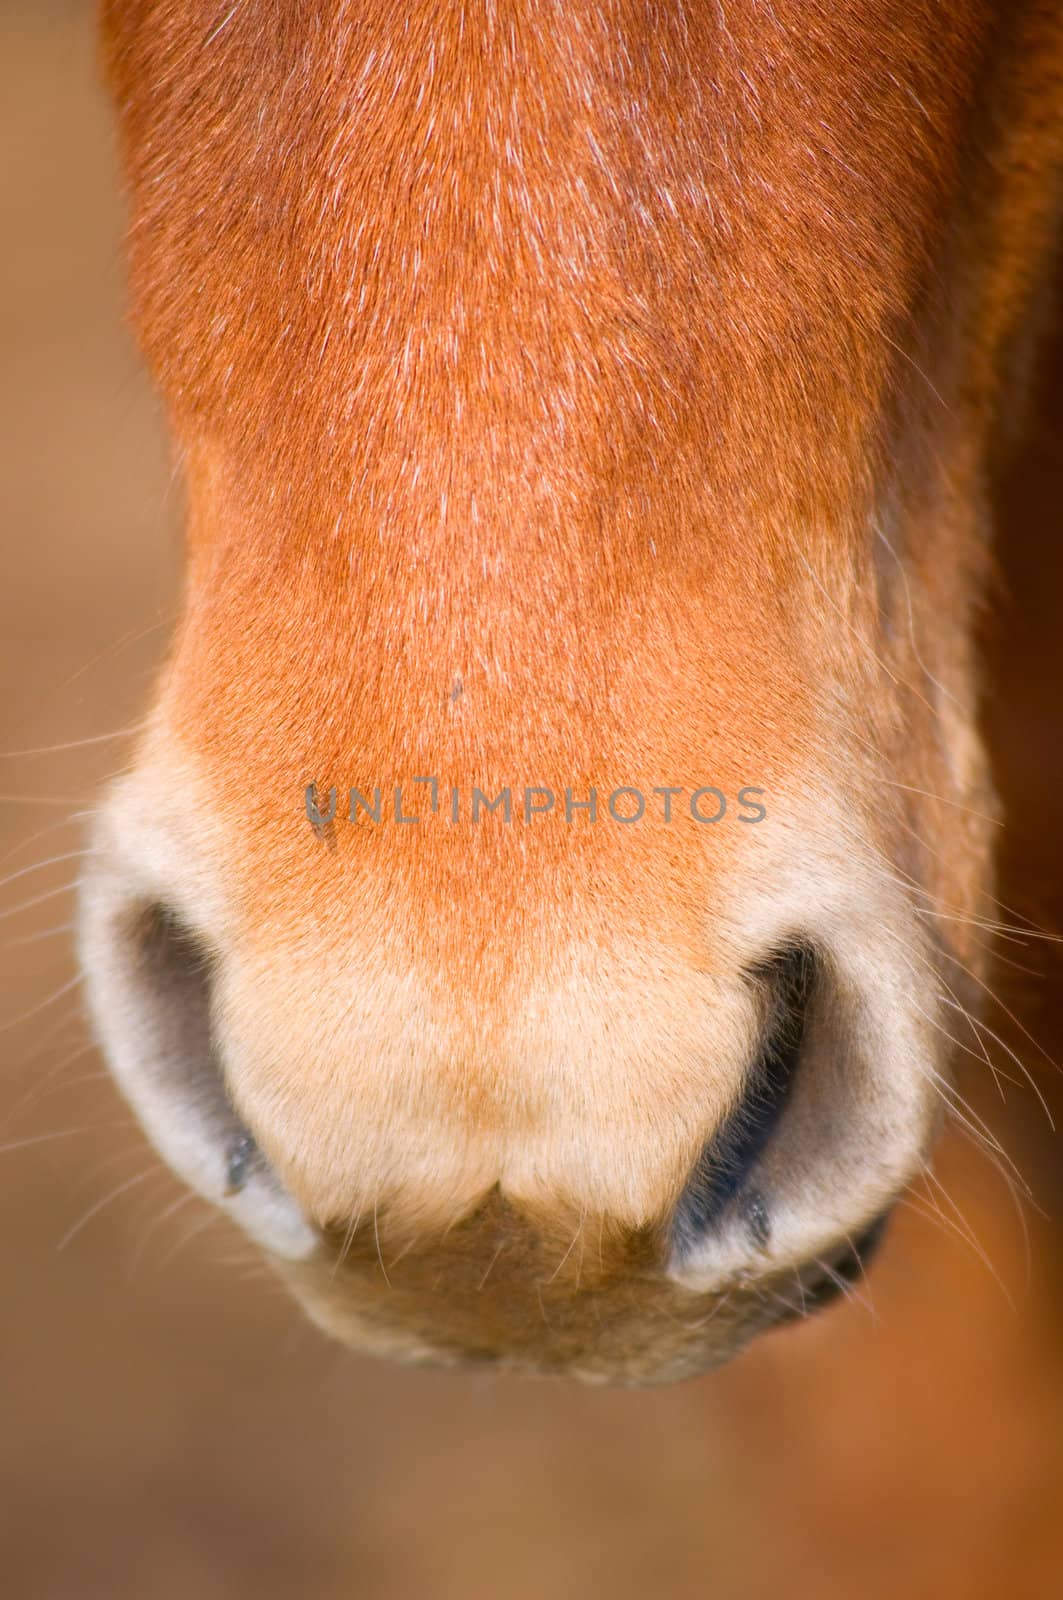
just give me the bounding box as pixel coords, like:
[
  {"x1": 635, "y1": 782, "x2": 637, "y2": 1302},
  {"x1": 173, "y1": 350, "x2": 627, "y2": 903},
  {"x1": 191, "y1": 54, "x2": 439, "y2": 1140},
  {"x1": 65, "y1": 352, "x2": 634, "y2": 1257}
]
[
  {"x1": 672, "y1": 943, "x2": 816, "y2": 1255},
  {"x1": 127, "y1": 902, "x2": 265, "y2": 1193}
]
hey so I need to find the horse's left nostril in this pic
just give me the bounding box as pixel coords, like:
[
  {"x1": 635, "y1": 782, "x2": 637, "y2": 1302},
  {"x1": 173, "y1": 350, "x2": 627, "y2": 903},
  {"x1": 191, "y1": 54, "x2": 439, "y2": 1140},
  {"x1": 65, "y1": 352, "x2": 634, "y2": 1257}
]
[{"x1": 672, "y1": 943, "x2": 815, "y2": 1254}]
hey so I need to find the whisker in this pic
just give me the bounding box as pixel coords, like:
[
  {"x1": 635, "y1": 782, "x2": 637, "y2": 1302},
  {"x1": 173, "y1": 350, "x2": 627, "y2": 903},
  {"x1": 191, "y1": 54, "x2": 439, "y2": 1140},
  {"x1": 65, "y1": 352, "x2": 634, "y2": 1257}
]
[
  {"x1": 546, "y1": 1213, "x2": 586, "y2": 1285},
  {"x1": 836, "y1": 1231, "x2": 881, "y2": 1324},
  {"x1": 942, "y1": 946, "x2": 1062, "y2": 1079},
  {"x1": 0, "y1": 794, "x2": 83, "y2": 807},
  {"x1": 154, "y1": 1211, "x2": 224, "y2": 1273},
  {"x1": 56, "y1": 1168, "x2": 159, "y2": 1252},
  {"x1": 128, "y1": 1189, "x2": 201, "y2": 1277},
  {"x1": 912, "y1": 993, "x2": 1013, "y2": 1100},
  {"x1": 898, "y1": 1187, "x2": 1012, "y2": 1309},
  {"x1": 4, "y1": 1001, "x2": 88, "y2": 1080},
  {"x1": 477, "y1": 1239, "x2": 506, "y2": 1291},
  {"x1": 332, "y1": 1201, "x2": 365, "y2": 1277},
  {"x1": 939, "y1": 996, "x2": 1055, "y2": 1129},
  {"x1": 0, "y1": 1122, "x2": 134, "y2": 1157},
  {"x1": 920, "y1": 1163, "x2": 1018, "y2": 1311},
  {"x1": 0, "y1": 814, "x2": 87, "y2": 875},
  {"x1": 5, "y1": 920, "x2": 76, "y2": 949},
  {"x1": 0, "y1": 722, "x2": 147, "y2": 760},
  {"x1": 0, "y1": 879, "x2": 80, "y2": 925},
  {"x1": 915, "y1": 1054, "x2": 1028, "y2": 1192},
  {"x1": 372, "y1": 1202, "x2": 391, "y2": 1286},
  {"x1": 0, "y1": 850, "x2": 93, "y2": 898},
  {"x1": 5, "y1": 1047, "x2": 100, "y2": 1121},
  {"x1": 675, "y1": 1291, "x2": 734, "y2": 1334},
  {"x1": 0, "y1": 973, "x2": 83, "y2": 1035},
  {"x1": 868, "y1": 853, "x2": 1058, "y2": 944},
  {"x1": 811, "y1": 1255, "x2": 878, "y2": 1324}
]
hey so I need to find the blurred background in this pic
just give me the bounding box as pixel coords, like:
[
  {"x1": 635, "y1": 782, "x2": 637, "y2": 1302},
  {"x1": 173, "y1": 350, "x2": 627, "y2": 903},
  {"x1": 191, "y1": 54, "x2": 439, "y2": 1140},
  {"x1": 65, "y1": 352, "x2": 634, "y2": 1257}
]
[{"x1": 2, "y1": 5, "x2": 1062, "y2": 1597}]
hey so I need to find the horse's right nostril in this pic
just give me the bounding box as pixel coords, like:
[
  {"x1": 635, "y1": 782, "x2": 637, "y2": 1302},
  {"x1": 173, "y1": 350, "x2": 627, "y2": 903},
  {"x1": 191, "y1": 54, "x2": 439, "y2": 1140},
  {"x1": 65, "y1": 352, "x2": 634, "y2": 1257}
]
[{"x1": 672, "y1": 943, "x2": 816, "y2": 1255}]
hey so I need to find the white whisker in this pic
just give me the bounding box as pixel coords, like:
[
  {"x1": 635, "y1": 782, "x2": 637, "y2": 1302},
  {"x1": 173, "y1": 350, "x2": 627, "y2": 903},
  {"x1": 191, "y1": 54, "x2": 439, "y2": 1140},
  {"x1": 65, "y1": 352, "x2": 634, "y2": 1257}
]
[{"x1": 56, "y1": 1168, "x2": 159, "y2": 1252}]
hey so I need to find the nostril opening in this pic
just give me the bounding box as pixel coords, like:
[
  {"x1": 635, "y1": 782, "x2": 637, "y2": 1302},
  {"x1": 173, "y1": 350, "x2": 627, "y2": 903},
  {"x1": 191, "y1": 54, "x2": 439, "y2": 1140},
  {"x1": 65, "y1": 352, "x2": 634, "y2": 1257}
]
[
  {"x1": 120, "y1": 900, "x2": 267, "y2": 1194},
  {"x1": 672, "y1": 942, "x2": 816, "y2": 1255},
  {"x1": 80, "y1": 866, "x2": 316, "y2": 1259}
]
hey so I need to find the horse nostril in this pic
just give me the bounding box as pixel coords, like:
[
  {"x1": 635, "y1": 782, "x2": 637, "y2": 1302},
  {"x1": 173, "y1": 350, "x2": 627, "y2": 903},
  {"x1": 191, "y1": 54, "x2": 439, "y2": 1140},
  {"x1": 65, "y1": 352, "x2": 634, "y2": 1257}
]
[
  {"x1": 97, "y1": 900, "x2": 269, "y2": 1194},
  {"x1": 78, "y1": 852, "x2": 318, "y2": 1260},
  {"x1": 672, "y1": 943, "x2": 816, "y2": 1254}
]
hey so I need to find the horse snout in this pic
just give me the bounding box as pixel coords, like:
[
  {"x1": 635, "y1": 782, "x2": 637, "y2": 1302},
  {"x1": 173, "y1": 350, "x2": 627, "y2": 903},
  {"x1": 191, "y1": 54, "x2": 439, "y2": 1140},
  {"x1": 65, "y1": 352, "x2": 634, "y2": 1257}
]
[{"x1": 78, "y1": 777, "x2": 942, "y2": 1381}]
